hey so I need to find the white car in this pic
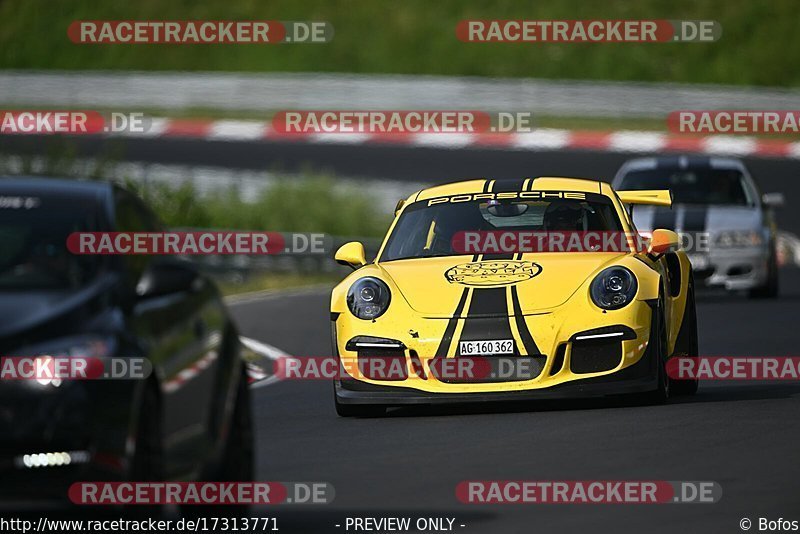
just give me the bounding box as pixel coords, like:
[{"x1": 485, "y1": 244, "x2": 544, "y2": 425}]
[{"x1": 613, "y1": 156, "x2": 783, "y2": 298}]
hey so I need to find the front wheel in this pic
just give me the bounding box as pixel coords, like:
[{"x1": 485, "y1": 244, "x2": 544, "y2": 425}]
[
  {"x1": 131, "y1": 382, "x2": 163, "y2": 480},
  {"x1": 749, "y1": 250, "x2": 779, "y2": 299},
  {"x1": 128, "y1": 382, "x2": 164, "y2": 517},
  {"x1": 183, "y1": 369, "x2": 253, "y2": 518},
  {"x1": 671, "y1": 280, "x2": 699, "y2": 396},
  {"x1": 636, "y1": 297, "x2": 670, "y2": 405},
  {"x1": 219, "y1": 370, "x2": 255, "y2": 482}
]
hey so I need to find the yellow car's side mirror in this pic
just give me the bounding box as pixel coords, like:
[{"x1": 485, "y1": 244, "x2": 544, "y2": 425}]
[
  {"x1": 649, "y1": 229, "x2": 680, "y2": 255},
  {"x1": 335, "y1": 241, "x2": 367, "y2": 270}
]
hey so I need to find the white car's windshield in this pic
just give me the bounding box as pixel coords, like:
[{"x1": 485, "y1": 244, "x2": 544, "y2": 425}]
[{"x1": 619, "y1": 168, "x2": 754, "y2": 206}]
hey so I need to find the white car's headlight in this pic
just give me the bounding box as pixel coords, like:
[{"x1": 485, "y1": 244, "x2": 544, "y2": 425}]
[
  {"x1": 715, "y1": 230, "x2": 764, "y2": 248},
  {"x1": 590, "y1": 267, "x2": 638, "y2": 310},
  {"x1": 347, "y1": 277, "x2": 391, "y2": 320}
]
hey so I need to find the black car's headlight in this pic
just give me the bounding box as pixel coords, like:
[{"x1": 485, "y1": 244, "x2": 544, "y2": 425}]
[
  {"x1": 347, "y1": 277, "x2": 391, "y2": 320},
  {"x1": 14, "y1": 336, "x2": 115, "y2": 389},
  {"x1": 590, "y1": 267, "x2": 638, "y2": 310}
]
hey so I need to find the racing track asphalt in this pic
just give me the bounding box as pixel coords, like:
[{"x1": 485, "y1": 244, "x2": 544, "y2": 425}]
[
  {"x1": 230, "y1": 268, "x2": 800, "y2": 534},
  {"x1": 3, "y1": 135, "x2": 799, "y2": 531},
  {"x1": 2, "y1": 134, "x2": 800, "y2": 234}
]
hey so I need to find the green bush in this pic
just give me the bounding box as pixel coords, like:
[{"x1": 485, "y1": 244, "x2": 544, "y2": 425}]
[{"x1": 130, "y1": 175, "x2": 391, "y2": 237}]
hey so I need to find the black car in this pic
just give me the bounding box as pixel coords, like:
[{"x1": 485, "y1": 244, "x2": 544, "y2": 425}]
[{"x1": 0, "y1": 177, "x2": 252, "y2": 506}]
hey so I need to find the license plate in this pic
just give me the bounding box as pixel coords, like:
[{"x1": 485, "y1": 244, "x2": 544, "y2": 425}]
[
  {"x1": 688, "y1": 254, "x2": 709, "y2": 270},
  {"x1": 459, "y1": 339, "x2": 514, "y2": 356}
]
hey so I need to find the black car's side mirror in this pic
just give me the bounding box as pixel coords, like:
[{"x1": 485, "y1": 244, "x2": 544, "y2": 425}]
[{"x1": 136, "y1": 261, "x2": 204, "y2": 299}]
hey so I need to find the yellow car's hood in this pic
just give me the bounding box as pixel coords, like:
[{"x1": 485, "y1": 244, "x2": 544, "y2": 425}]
[{"x1": 378, "y1": 253, "x2": 628, "y2": 317}]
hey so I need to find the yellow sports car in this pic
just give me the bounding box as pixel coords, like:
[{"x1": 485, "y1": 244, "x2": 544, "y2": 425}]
[{"x1": 331, "y1": 177, "x2": 698, "y2": 416}]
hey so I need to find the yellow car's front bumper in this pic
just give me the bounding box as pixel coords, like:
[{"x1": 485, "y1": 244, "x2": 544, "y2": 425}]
[{"x1": 333, "y1": 298, "x2": 659, "y2": 403}]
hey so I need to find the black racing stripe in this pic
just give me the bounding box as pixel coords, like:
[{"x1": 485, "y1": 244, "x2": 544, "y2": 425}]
[
  {"x1": 457, "y1": 286, "x2": 516, "y2": 353},
  {"x1": 434, "y1": 288, "x2": 470, "y2": 358},
  {"x1": 681, "y1": 206, "x2": 709, "y2": 232},
  {"x1": 454, "y1": 251, "x2": 516, "y2": 351},
  {"x1": 510, "y1": 285, "x2": 541, "y2": 355},
  {"x1": 527, "y1": 177, "x2": 538, "y2": 191},
  {"x1": 480, "y1": 250, "x2": 515, "y2": 262},
  {"x1": 462, "y1": 285, "x2": 508, "y2": 316},
  {"x1": 482, "y1": 179, "x2": 492, "y2": 193},
  {"x1": 684, "y1": 155, "x2": 712, "y2": 168},
  {"x1": 492, "y1": 178, "x2": 526, "y2": 193},
  {"x1": 652, "y1": 207, "x2": 677, "y2": 231},
  {"x1": 655, "y1": 155, "x2": 711, "y2": 170},
  {"x1": 456, "y1": 251, "x2": 518, "y2": 355}
]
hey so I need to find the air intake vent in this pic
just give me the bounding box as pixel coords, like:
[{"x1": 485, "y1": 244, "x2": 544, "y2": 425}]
[{"x1": 570, "y1": 340, "x2": 622, "y2": 374}]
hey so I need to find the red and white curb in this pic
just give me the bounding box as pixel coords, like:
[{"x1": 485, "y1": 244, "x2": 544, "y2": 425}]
[
  {"x1": 113, "y1": 118, "x2": 800, "y2": 159},
  {"x1": 163, "y1": 338, "x2": 221, "y2": 393}
]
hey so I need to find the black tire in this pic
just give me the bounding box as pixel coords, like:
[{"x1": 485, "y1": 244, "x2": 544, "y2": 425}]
[
  {"x1": 221, "y1": 370, "x2": 255, "y2": 479},
  {"x1": 182, "y1": 369, "x2": 253, "y2": 518},
  {"x1": 670, "y1": 280, "x2": 699, "y2": 396},
  {"x1": 749, "y1": 250, "x2": 779, "y2": 299},
  {"x1": 128, "y1": 382, "x2": 164, "y2": 517},
  {"x1": 209, "y1": 370, "x2": 254, "y2": 515},
  {"x1": 131, "y1": 383, "x2": 163, "y2": 480},
  {"x1": 637, "y1": 297, "x2": 670, "y2": 405},
  {"x1": 334, "y1": 385, "x2": 386, "y2": 417}
]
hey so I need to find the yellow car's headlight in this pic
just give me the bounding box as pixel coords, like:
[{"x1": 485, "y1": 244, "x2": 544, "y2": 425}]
[
  {"x1": 347, "y1": 277, "x2": 391, "y2": 320},
  {"x1": 590, "y1": 266, "x2": 638, "y2": 310}
]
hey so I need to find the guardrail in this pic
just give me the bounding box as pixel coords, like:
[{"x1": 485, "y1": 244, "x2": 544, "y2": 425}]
[{"x1": 3, "y1": 70, "x2": 800, "y2": 119}]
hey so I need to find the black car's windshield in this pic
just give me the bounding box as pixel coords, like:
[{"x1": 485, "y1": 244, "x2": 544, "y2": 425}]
[
  {"x1": 381, "y1": 194, "x2": 623, "y2": 261},
  {"x1": 0, "y1": 197, "x2": 106, "y2": 290},
  {"x1": 618, "y1": 168, "x2": 754, "y2": 205}
]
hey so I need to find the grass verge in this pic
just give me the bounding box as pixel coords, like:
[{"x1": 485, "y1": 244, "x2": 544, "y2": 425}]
[{"x1": 1, "y1": 0, "x2": 799, "y2": 87}]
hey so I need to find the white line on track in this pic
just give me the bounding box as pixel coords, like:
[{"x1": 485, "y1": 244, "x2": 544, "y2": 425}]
[
  {"x1": 240, "y1": 336, "x2": 299, "y2": 389},
  {"x1": 227, "y1": 286, "x2": 330, "y2": 388}
]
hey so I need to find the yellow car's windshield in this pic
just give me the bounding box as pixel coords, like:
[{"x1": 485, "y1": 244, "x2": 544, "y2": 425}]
[{"x1": 381, "y1": 194, "x2": 623, "y2": 261}]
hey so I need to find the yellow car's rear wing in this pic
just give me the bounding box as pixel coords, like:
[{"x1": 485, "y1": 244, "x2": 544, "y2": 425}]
[{"x1": 617, "y1": 190, "x2": 673, "y2": 207}]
